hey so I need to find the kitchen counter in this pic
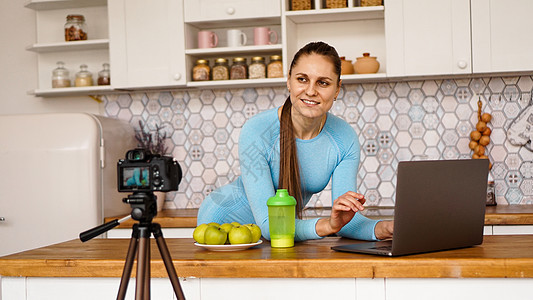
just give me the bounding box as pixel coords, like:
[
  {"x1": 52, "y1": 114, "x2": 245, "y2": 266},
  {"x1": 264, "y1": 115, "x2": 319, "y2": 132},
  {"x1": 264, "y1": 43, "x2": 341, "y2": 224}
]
[
  {"x1": 0, "y1": 235, "x2": 532, "y2": 279},
  {"x1": 106, "y1": 205, "x2": 533, "y2": 228}
]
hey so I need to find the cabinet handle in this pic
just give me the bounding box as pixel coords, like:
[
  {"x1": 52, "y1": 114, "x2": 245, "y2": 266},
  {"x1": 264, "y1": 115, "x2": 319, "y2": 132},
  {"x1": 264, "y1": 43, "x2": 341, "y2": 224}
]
[
  {"x1": 174, "y1": 73, "x2": 182, "y2": 81},
  {"x1": 457, "y1": 60, "x2": 467, "y2": 69},
  {"x1": 0, "y1": 217, "x2": 5, "y2": 222},
  {"x1": 226, "y1": 7, "x2": 235, "y2": 15}
]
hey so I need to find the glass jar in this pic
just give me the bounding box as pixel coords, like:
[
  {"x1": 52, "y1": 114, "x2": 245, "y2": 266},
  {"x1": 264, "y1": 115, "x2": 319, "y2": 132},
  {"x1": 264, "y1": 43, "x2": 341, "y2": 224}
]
[
  {"x1": 230, "y1": 57, "x2": 247, "y2": 80},
  {"x1": 75, "y1": 64, "x2": 93, "y2": 87},
  {"x1": 192, "y1": 59, "x2": 210, "y2": 81},
  {"x1": 486, "y1": 181, "x2": 496, "y2": 206},
  {"x1": 51, "y1": 61, "x2": 71, "y2": 88},
  {"x1": 97, "y1": 63, "x2": 111, "y2": 85},
  {"x1": 64, "y1": 14, "x2": 87, "y2": 41},
  {"x1": 249, "y1": 56, "x2": 266, "y2": 79},
  {"x1": 212, "y1": 58, "x2": 229, "y2": 80},
  {"x1": 267, "y1": 55, "x2": 283, "y2": 78}
]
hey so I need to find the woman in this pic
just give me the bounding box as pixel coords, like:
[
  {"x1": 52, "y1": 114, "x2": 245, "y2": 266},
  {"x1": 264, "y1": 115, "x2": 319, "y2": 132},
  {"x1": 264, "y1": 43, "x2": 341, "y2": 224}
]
[{"x1": 198, "y1": 41, "x2": 393, "y2": 241}]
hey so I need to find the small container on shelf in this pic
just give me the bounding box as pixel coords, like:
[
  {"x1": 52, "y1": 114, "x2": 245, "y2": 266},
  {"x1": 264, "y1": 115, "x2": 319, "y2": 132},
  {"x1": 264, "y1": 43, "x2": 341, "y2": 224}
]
[
  {"x1": 360, "y1": 0, "x2": 383, "y2": 6},
  {"x1": 326, "y1": 0, "x2": 347, "y2": 8},
  {"x1": 267, "y1": 55, "x2": 283, "y2": 78},
  {"x1": 353, "y1": 52, "x2": 380, "y2": 74},
  {"x1": 75, "y1": 64, "x2": 93, "y2": 87},
  {"x1": 212, "y1": 58, "x2": 229, "y2": 81},
  {"x1": 51, "y1": 61, "x2": 71, "y2": 88},
  {"x1": 291, "y1": 0, "x2": 312, "y2": 10},
  {"x1": 97, "y1": 63, "x2": 110, "y2": 86},
  {"x1": 249, "y1": 56, "x2": 266, "y2": 79},
  {"x1": 486, "y1": 181, "x2": 496, "y2": 206},
  {"x1": 230, "y1": 57, "x2": 248, "y2": 80},
  {"x1": 64, "y1": 14, "x2": 88, "y2": 41},
  {"x1": 192, "y1": 59, "x2": 210, "y2": 81}
]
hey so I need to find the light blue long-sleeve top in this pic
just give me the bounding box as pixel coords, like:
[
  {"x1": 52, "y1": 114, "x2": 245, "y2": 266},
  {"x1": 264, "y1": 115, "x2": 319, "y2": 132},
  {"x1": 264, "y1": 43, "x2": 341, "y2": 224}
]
[{"x1": 197, "y1": 107, "x2": 379, "y2": 241}]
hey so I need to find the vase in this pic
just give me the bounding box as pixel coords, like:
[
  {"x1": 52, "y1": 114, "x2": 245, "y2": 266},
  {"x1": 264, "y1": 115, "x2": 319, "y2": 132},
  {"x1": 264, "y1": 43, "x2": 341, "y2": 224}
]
[
  {"x1": 353, "y1": 52, "x2": 380, "y2": 74},
  {"x1": 154, "y1": 191, "x2": 166, "y2": 212},
  {"x1": 340, "y1": 56, "x2": 355, "y2": 74}
]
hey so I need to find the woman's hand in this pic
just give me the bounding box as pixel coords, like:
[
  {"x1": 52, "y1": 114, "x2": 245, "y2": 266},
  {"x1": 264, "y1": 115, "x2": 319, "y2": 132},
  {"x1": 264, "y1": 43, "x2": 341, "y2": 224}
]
[
  {"x1": 316, "y1": 191, "x2": 366, "y2": 237},
  {"x1": 374, "y1": 220, "x2": 394, "y2": 240}
]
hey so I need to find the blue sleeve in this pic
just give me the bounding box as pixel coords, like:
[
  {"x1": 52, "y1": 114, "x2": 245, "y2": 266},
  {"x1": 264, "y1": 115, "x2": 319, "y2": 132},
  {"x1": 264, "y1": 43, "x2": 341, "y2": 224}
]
[{"x1": 331, "y1": 125, "x2": 379, "y2": 241}]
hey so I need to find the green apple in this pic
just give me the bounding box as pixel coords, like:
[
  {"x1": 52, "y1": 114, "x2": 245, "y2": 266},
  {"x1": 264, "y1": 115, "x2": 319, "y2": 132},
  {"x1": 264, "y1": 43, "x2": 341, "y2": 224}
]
[
  {"x1": 204, "y1": 225, "x2": 227, "y2": 245},
  {"x1": 244, "y1": 223, "x2": 262, "y2": 243},
  {"x1": 208, "y1": 222, "x2": 220, "y2": 227},
  {"x1": 193, "y1": 223, "x2": 209, "y2": 244},
  {"x1": 228, "y1": 225, "x2": 253, "y2": 245},
  {"x1": 230, "y1": 221, "x2": 240, "y2": 227},
  {"x1": 219, "y1": 223, "x2": 235, "y2": 234}
]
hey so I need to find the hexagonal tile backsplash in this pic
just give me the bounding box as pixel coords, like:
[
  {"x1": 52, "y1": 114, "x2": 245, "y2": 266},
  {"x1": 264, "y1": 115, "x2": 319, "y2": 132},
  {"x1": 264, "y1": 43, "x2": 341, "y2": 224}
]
[{"x1": 103, "y1": 76, "x2": 533, "y2": 209}]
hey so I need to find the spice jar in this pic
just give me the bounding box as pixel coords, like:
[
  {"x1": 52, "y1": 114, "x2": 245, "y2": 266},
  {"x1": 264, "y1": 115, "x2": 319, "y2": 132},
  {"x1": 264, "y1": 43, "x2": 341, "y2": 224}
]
[
  {"x1": 97, "y1": 63, "x2": 110, "y2": 85},
  {"x1": 212, "y1": 58, "x2": 229, "y2": 80},
  {"x1": 192, "y1": 59, "x2": 210, "y2": 81},
  {"x1": 249, "y1": 56, "x2": 266, "y2": 79},
  {"x1": 267, "y1": 55, "x2": 283, "y2": 78},
  {"x1": 230, "y1": 57, "x2": 247, "y2": 80},
  {"x1": 64, "y1": 14, "x2": 87, "y2": 41},
  {"x1": 75, "y1": 64, "x2": 93, "y2": 87},
  {"x1": 51, "y1": 61, "x2": 71, "y2": 88},
  {"x1": 486, "y1": 181, "x2": 496, "y2": 206}
]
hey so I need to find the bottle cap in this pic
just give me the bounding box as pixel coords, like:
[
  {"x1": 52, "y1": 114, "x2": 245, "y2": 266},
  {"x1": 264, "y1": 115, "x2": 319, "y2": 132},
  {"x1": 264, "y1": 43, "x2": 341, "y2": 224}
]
[{"x1": 267, "y1": 189, "x2": 296, "y2": 206}]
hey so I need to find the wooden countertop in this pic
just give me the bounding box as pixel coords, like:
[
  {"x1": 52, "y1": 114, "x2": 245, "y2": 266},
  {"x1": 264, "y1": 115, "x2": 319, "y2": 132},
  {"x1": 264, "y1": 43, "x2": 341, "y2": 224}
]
[
  {"x1": 0, "y1": 235, "x2": 532, "y2": 279},
  {"x1": 106, "y1": 205, "x2": 533, "y2": 228}
]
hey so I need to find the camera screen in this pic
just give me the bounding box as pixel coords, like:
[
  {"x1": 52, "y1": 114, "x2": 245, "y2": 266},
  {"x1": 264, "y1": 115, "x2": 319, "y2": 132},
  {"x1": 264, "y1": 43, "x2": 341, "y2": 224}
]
[{"x1": 122, "y1": 166, "x2": 150, "y2": 189}]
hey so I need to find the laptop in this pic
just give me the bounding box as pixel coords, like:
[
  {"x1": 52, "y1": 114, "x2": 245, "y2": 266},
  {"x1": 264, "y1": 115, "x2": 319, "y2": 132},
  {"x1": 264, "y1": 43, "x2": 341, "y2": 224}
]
[{"x1": 331, "y1": 159, "x2": 489, "y2": 256}]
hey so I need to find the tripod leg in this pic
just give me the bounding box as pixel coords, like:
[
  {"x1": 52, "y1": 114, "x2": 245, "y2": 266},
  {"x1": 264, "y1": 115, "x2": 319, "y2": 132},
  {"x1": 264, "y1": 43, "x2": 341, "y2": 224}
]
[
  {"x1": 136, "y1": 226, "x2": 150, "y2": 300},
  {"x1": 152, "y1": 223, "x2": 186, "y2": 300},
  {"x1": 117, "y1": 224, "x2": 140, "y2": 300},
  {"x1": 144, "y1": 235, "x2": 151, "y2": 300}
]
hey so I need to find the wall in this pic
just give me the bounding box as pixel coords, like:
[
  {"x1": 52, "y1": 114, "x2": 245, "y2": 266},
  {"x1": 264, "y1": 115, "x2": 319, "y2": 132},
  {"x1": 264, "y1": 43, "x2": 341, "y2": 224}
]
[
  {"x1": 0, "y1": 2, "x2": 101, "y2": 116},
  {"x1": 102, "y1": 76, "x2": 533, "y2": 209}
]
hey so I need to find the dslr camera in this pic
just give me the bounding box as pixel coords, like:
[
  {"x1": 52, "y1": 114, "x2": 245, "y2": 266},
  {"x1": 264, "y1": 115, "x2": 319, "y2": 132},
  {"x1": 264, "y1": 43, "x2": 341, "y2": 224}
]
[{"x1": 117, "y1": 148, "x2": 182, "y2": 193}]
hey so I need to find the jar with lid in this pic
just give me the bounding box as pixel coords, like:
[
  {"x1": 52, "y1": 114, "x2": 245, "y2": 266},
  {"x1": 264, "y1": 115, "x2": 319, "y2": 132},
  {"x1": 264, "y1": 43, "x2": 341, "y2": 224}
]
[
  {"x1": 486, "y1": 181, "x2": 496, "y2": 206},
  {"x1": 51, "y1": 61, "x2": 71, "y2": 88},
  {"x1": 230, "y1": 57, "x2": 247, "y2": 80},
  {"x1": 75, "y1": 64, "x2": 93, "y2": 87},
  {"x1": 267, "y1": 55, "x2": 283, "y2": 78},
  {"x1": 212, "y1": 58, "x2": 229, "y2": 80},
  {"x1": 249, "y1": 56, "x2": 266, "y2": 79},
  {"x1": 64, "y1": 14, "x2": 87, "y2": 41},
  {"x1": 97, "y1": 63, "x2": 110, "y2": 85},
  {"x1": 192, "y1": 59, "x2": 210, "y2": 81}
]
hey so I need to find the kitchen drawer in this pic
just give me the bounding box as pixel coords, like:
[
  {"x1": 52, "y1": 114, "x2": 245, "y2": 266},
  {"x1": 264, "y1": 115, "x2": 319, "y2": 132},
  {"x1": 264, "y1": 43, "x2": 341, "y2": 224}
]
[{"x1": 184, "y1": 0, "x2": 280, "y2": 23}]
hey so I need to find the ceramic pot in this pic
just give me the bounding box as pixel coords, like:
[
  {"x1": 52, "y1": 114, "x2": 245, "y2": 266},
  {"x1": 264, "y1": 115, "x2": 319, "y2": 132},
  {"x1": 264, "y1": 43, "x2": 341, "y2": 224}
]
[
  {"x1": 340, "y1": 56, "x2": 355, "y2": 75},
  {"x1": 154, "y1": 191, "x2": 166, "y2": 212},
  {"x1": 353, "y1": 53, "x2": 380, "y2": 74}
]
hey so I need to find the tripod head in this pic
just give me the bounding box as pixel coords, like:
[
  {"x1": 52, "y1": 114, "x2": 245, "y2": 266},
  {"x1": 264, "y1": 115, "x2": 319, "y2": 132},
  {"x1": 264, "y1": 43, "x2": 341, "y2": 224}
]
[{"x1": 79, "y1": 191, "x2": 161, "y2": 242}]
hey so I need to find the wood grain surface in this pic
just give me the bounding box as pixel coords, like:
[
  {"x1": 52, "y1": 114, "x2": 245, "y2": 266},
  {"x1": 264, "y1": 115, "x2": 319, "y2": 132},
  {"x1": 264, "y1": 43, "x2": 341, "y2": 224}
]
[
  {"x1": 1, "y1": 235, "x2": 532, "y2": 279},
  {"x1": 105, "y1": 205, "x2": 533, "y2": 228}
]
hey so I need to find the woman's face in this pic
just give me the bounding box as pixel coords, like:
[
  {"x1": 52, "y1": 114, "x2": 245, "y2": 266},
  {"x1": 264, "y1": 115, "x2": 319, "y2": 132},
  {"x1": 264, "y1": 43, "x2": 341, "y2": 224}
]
[{"x1": 287, "y1": 53, "x2": 341, "y2": 120}]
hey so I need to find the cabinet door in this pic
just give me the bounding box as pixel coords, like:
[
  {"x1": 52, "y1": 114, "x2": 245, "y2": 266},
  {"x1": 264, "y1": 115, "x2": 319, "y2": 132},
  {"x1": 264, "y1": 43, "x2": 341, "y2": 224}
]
[
  {"x1": 108, "y1": 0, "x2": 186, "y2": 88},
  {"x1": 385, "y1": 0, "x2": 471, "y2": 77},
  {"x1": 471, "y1": 0, "x2": 533, "y2": 73},
  {"x1": 184, "y1": 0, "x2": 280, "y2": 22}
]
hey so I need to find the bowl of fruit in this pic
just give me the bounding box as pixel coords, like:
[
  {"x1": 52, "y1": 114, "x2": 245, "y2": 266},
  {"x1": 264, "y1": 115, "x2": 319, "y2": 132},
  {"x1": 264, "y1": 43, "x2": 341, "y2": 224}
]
[{"x1": 193, "y1": 222, "x2": 262, "y2": 251}]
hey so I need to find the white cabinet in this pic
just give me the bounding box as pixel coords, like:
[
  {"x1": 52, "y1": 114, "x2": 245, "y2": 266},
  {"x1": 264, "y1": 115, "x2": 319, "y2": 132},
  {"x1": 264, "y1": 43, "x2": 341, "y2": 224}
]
[
  {"x1": 471, "y1": 0, "x2": 533, "y2": 73},
  {"x1": 108, "y1": 0, "x2": 186, "y2": 89},
  {"x1": 283, "y1": 0, "x2": 387, "y2": 83},
  {"x1": 25, "y1": 0, "x2": 113, "y2": 97},
  {"x1": 184, "y1": 0, "x2": 281, "y2": 23},
  {"x1": 385, "y1": 0, "x2": 471, "y2": 77}
]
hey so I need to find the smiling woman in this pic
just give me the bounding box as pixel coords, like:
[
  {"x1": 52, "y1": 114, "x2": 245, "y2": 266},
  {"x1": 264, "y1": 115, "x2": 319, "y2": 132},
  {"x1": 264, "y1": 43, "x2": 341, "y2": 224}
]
[{"x1": 197, "y1": 41, "x2": 393, "y2": 243}]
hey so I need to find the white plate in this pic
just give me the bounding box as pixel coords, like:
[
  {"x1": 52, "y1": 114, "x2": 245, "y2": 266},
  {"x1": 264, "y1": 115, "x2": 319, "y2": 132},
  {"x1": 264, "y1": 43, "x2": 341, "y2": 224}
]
[{"x1": 194, "y1": 240, "x2": 263, "y2": 251}]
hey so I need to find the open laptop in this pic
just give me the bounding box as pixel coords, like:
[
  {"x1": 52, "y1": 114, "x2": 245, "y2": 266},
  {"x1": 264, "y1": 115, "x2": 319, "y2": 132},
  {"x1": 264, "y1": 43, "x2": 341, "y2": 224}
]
[{"x1": 331, "y1": 159, "x2": 490, "y2": 256}]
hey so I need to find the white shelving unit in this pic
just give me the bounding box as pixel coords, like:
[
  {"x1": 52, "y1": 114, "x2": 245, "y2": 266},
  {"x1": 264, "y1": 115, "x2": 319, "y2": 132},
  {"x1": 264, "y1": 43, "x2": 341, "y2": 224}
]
[{"x1": 25, "y1": 0, "x2": 111, "y2": 97}]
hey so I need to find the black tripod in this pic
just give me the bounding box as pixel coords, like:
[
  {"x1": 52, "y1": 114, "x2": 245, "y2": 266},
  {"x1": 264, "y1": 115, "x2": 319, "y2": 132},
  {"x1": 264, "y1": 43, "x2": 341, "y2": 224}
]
[{"x1": 80, "y1": 192, "x2": 185, "y2": 300}]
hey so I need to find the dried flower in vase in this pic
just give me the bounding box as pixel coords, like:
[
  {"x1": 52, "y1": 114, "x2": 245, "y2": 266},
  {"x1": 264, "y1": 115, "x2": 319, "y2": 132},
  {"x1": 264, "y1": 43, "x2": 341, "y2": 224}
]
[{"x1": 134, "y1": 120, "x2": 169, "y2": 155}]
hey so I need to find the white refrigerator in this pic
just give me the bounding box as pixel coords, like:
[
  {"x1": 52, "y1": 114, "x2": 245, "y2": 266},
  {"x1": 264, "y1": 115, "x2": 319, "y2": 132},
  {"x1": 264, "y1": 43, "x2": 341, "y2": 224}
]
[{"x1": 0, "y1": 113, "x2": 138, "y2": 256}]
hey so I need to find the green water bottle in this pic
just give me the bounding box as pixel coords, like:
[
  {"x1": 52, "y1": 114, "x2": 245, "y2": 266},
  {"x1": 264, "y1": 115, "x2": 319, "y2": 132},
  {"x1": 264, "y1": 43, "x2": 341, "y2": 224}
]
[{"x1": 267, "y1": 189, "x2": 296, "y2": 248}]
